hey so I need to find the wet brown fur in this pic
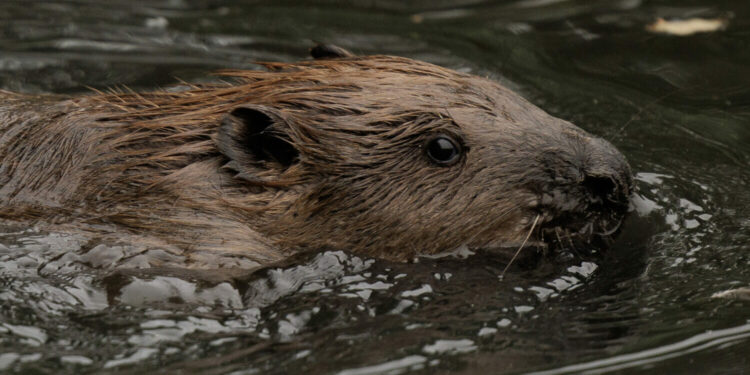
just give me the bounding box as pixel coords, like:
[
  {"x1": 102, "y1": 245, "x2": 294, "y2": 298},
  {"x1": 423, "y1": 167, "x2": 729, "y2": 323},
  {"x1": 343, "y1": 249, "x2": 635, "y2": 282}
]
[{"x1": 0, "y1": 55, "x2": 631, "y2": 265}]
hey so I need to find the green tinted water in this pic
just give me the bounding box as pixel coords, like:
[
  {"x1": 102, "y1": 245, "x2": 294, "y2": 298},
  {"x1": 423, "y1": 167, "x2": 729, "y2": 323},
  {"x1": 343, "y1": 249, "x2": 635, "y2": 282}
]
[{"x1": 0, "y1": 1, "x2": 749, "y2": 374}]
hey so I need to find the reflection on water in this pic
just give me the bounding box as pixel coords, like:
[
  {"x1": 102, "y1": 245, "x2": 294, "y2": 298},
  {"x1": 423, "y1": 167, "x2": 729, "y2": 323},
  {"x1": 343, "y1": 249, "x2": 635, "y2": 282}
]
[
  {"x1": 527, "y1": 323, "x2": 750, "y2": 375},
  {"x1": 1, "y1": 226, "x2": 640, "y2": 373},
  {"x1": 1, "y1": 0, "x2": 750, "y2": 374}
]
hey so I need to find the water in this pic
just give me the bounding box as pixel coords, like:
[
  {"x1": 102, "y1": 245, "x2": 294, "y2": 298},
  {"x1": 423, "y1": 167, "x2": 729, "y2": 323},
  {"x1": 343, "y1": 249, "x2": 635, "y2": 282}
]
[{"x1": 1, "y1": 0, "x2": 749, "y2": 373}]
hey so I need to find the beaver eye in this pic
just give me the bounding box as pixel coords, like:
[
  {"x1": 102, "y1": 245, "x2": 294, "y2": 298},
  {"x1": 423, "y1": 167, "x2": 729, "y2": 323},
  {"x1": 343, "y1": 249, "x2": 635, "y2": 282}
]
[{"x1": 425, "y1": 135, "x2": 462, "y2": 166}]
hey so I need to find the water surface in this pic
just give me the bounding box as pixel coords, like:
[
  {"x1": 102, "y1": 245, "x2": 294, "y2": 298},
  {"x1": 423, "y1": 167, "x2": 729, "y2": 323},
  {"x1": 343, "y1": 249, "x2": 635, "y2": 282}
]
[{"x1": 1, "y1": 0, "x2": 749, "y2": 374}]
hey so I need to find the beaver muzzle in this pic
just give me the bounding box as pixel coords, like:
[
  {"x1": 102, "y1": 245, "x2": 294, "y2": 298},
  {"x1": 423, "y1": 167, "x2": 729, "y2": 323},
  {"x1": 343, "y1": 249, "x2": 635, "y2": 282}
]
[{"x1": 534, "y1": 133, "x2": 633, "y2": 251}]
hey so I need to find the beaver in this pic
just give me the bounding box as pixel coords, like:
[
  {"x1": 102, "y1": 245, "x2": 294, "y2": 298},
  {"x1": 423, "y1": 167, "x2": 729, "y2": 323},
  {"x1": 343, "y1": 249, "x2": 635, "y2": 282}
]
[{"x1": 0, "y1": 45, "x2": 632, "y2": 267}]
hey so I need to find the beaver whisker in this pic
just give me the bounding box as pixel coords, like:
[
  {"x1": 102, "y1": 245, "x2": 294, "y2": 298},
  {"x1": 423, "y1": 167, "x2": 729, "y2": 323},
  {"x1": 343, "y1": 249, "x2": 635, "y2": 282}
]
[
  {"x1": 576, "y1": 222, "x2": 594, "y2": 237},
  {"x1": 554, "y1": 227, "x2": 564, "y2": 246},
  {"x1": 500, "y1": 214, "x2": 540, "y2": 278},
  {"x1": 564, "y1": 229, "x2": 577, "y2": 252},
  {"x1": 594, "y1": 218, "x2": 623, "y2": 236}
]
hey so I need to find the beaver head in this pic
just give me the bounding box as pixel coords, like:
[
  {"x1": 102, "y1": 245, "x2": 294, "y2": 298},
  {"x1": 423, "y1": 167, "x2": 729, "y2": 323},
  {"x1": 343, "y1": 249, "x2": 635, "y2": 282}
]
[
  {"x1": 1, "y1": 47, "x2": 631, "y2": 264},
  {"x1": 197, "y1": 52, "x2": 633, "y2": 261}
]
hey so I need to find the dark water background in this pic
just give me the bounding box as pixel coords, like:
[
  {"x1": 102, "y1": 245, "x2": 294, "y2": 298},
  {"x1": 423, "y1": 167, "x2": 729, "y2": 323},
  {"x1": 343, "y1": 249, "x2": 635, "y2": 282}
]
[{"x1": 1, "y1": 0, "x2": 749, "y2": 374}]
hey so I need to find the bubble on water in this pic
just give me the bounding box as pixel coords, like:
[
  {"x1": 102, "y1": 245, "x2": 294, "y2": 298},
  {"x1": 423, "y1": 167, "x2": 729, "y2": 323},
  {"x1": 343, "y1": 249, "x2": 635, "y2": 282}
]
[
  {"x1": 400, "y1": 284, "x2": 433, "y2": 298},
  {"x1": 117, "y1": 277, "x2": 242, "y2": 308},
  {"x1": 277, "y1": 310, "x2": 313, "y2": 341},
  {"x1": 514, "y1": 305, "x2": 534, "y2": 314},
  {"x1": 497, "y1": 319, "x2": 512, "y2": 328},
  {"x1": 388, "y1": 300, "x2": 415, "y2": 315},
  {"x1": 60, "y1": 355, "x2": 94, "y2": 365},
  {"x1": 336, "y1": 355, "x2": 428, "y2": 375},
  {"x1": 355, "y1": 290, "x2": 372, "y2": 300},
  {"x1": 0, "y1": 353, "x2": 20, "y2": 371},
  {"x1": 422, "y1": 339, "x2": 476, "y2": 355},
  {"x1": 145, "y1": 16, "x2": 169, "y2": 29},
  {"x1": 245, "y1": 251, "x2": 373, "y2": 308},
  {"x1": 2, "y1": 323, "x2": 47, "y2": 346},
  {"x1": 103, "y1": 348, "x2": 159, "y2": 369},
  {"x1": 529, "y1": 286, "x2": 556, "y2": 301},
  {"x1": 346, "y1": 281, "x2": 393, "y2": 292},
  {"x1": 635, "y1": 172, "x2": 672, "y2": 185},
  {"x1": 478, "y1": 327, "x2": 498, "y2": 337}
]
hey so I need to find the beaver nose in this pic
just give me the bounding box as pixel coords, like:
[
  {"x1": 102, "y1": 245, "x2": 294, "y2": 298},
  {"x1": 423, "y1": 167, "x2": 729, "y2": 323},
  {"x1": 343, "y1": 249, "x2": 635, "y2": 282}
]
[
  {"x1": 579, "y1": 137, "x2": 632, "y2": 206},
  {"x1": 582, "y1": 174, "x2": 624, "y2": 205}
]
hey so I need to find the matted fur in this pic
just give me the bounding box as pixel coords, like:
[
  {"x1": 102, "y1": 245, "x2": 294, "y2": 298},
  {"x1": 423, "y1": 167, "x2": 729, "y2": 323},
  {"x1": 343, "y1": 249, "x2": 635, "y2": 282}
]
[{"x1": 0, "y1": 55, "x2": 631, "y2": 264}]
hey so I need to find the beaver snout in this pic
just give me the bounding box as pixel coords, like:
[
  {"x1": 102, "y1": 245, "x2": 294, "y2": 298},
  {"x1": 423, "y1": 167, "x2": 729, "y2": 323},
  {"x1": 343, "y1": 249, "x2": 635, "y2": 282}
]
[
  {"x1": 534, "y1": 131, "x2": 632, "y2": 245},
  {"x1": 578, "y1": 136, "x2": 632, "y2": 209}
]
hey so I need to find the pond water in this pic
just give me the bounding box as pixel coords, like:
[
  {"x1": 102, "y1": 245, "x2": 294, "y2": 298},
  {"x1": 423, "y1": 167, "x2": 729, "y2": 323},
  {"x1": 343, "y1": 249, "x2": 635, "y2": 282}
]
[{"x1": 1, "y1": 0, "x2": 749, "y2": 374}]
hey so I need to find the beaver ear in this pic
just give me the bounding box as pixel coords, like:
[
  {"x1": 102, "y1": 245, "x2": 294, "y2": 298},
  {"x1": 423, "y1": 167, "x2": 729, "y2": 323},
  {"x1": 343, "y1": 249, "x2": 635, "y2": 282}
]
[
  {"x1": 216, "y1": 105, "x2": 300, "y2": 169},
  {"x1": 310, "y1": 43, "x2": 354, "y2": 59}
]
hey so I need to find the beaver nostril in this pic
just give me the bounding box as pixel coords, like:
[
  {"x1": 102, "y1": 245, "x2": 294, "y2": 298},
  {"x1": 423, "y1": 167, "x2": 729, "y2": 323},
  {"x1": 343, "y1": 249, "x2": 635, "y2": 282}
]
[
  {"x1": 573, "y1": 135, "x2": 632, "y2": 206},
  {"x1": 582, "y1": 175, "x2": 619, "y2": 204}
]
